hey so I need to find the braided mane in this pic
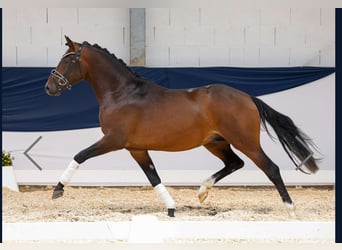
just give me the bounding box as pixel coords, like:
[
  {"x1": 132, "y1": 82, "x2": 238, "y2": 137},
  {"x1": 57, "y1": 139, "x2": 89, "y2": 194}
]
[{"x1": 83, "y1": 41, "x2": 141, "y2": 78}]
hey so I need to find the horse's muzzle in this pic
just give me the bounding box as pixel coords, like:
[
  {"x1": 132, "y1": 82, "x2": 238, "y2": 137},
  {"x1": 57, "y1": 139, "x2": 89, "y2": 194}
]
[{"x1": 45, "y1": 78, "x2": 61, "y2": 96}]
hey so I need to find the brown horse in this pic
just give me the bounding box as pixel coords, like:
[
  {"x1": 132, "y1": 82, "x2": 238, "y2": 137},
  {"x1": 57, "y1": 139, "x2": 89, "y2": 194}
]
[{"x1": 45, "y1": 36, "x2": 319, "y2": 217}]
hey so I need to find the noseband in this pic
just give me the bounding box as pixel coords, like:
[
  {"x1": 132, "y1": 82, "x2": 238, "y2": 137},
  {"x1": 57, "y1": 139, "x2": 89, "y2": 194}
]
[
  {"x1": 50, "y1": 44, "x2": 83, "y2": 92},
  {"x1": 50, "y1": 68, "x2": 73, "y2": 90}
]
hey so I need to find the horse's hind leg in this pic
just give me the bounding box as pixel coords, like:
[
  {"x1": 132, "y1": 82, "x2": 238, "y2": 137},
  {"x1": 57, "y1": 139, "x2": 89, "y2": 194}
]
[
  {"x1": 129, "y1": 150, "x2": 176, "y2": 217},
  {"x1": 199, "y1": 140, "x2": 244, "y2": 203},
  {"x1": 241, "y1": 147, "x2": 296, "y2": 217}
]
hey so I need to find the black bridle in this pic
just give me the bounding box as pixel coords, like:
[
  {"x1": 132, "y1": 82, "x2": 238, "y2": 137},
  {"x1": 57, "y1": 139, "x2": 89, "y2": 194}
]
[{"x1": 50, "y1": 44, "x2": 83, "y2": 92}]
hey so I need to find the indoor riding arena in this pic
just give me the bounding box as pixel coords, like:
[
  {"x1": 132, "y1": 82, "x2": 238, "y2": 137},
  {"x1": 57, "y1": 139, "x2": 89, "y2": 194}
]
[{"x1": 2, "y1": 6, "x2": 337, "y2": 248}]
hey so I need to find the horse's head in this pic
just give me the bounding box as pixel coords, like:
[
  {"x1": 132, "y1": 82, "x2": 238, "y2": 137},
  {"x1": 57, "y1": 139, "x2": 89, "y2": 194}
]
[{"x1": 45, "y1": 36, "x2": 84, "y2": 96}]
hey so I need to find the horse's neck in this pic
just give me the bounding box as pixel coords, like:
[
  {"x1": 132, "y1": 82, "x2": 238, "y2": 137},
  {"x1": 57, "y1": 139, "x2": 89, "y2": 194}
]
[
  {"x1": 84, "y1": 58, "x2": 143, "y2": 105},
  {"x1": 84, "y1": 49, "x2": 135, "y2": 101},
  {"x1": 83, "y1": 48, "x2": 166, "y2": 106}
]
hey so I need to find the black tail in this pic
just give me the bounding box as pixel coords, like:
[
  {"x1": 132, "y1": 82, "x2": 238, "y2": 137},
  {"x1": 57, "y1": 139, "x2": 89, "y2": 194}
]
[{"x1": 251, "y1": 96, "x2": 319, "y2": 174}]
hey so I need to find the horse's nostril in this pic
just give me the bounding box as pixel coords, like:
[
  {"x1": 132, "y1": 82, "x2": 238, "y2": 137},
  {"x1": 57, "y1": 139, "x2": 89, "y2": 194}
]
[{"x1": 45, "y1": 84, "x2": 52, "y2": 95}]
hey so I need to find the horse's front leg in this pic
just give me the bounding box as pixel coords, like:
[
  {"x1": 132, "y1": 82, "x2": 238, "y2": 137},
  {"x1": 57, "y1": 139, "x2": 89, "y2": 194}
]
[
  {"x1": 52, "y1": 135, "x2": 120, "y2": 199},
  {"x1": 129, "y1": 150, "x2": 176, "y2": 217}
]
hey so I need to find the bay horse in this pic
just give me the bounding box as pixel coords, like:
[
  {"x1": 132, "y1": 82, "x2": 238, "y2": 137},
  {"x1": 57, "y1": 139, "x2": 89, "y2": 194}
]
[{"x1": 45, "y1": 36, "x2": 319, "y2": 217}]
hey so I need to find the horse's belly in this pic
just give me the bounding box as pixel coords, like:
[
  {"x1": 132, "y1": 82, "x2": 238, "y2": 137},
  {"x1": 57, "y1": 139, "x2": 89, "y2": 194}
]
[{"x1": 125, "y1": 125, "x2": 211, "y2": 151}]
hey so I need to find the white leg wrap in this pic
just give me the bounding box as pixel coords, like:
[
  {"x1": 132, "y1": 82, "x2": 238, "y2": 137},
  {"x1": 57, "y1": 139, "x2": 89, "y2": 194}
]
[
  {"x1": 198, "y1": 177, "x2": 215, "y2": 203},
  {"x1": 59, "y1": 160, "x2": 79, "y2": 186},
  {"x1": 154, "y1": 184, "x2": 176, "y2": 209},
  {"x1": 200, "y1": 177, "x2": 215, "y2": 191}
]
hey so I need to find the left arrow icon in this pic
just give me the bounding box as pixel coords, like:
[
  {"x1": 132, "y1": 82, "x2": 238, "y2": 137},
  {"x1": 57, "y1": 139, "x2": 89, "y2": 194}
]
[{"x1": 24, "y1": 136, "x2": 43, "y2": 171}]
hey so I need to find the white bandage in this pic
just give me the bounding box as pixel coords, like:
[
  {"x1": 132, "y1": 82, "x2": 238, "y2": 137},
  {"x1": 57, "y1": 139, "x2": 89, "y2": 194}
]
[
  {"x1": 59, "y1": 160, "x2": 79, "y2": 185},
  {"x1": 154, "y1": 183, "x2": 175, "y2": 209}
]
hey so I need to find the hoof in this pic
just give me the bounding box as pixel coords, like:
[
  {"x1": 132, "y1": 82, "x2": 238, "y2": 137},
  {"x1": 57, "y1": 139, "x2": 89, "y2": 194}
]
[
  {"x1": 285, "y1": 202, "x2": 296, "y2": 219},
  {"x1": 198, "y1": 177, "x2": 214, "y2": 203},
  {"x1": 52, "y1": 189, "x2": 64, "y2": 199},
  {"x1": 289, "y1": 210, "x2": 297, "y2": 219},
  {"x1": 168, "y1": 208, "x2": 175, "y2": 217},
  {"x1": 198, "y1": 191, "x2": 208, "y2": 203},
  {"x1": 198, "y1": 185, "x2": 209, "y2": 203},
  {"x1": 52, "y1": 182, "x2": 64, "y2": 200}
]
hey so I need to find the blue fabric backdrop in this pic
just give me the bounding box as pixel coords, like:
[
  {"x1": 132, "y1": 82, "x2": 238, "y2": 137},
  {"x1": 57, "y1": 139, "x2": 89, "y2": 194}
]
[{"x1": 2, "y1": 66, "x2": 334, "y2": 132}]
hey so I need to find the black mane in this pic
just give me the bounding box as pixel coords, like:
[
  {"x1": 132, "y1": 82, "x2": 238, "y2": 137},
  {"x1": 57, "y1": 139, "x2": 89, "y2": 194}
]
[{"x1": 83, "y1": 41, "x2": 141, "y2": 78}]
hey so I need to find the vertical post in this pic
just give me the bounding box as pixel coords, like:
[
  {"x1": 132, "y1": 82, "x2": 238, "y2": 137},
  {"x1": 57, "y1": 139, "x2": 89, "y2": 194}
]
[{"x1": 130, "y1": 8, "x2": 146, "y2": 66}]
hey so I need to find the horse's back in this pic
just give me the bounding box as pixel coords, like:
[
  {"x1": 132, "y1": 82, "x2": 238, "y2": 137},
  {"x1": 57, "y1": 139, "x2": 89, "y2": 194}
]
[
  {"x1": 191, "y1": 84, "x2": 257, "y2": 119},
  {"x1": 205, "y1": 83, "x2": 252, "y2": 103}
]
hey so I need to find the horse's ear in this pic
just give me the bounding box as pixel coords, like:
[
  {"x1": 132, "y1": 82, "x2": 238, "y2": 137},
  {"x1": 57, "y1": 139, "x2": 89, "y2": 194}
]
[{"x1": 65, "y1": 35, "x2": 75, "y2": 51}]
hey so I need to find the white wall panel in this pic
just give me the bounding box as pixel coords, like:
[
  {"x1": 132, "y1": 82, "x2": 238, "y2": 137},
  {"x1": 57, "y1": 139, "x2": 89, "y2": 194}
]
[
  {"x1": 3, "y1": 8, "x2": 130, "y2": 67},
  {"x1": 6, "y1": 25, "x2": 31, "y2": 46},
  {"x1": 290, "y1": 48, "x2": 319, "y2": 66},
  {"x1": 229, "y1": 48, "x2": 244, "y2": 66},
  {"x1": 213, "y1": 28, "x2": 231, "y2": 47},
  {"x1": 3, "y1": 24, "x2": 16, "y2": 49},
  {"x1": 146, "y1": 26, "x2": 185, "y2": 47},
  {"x1": 305, "y1": 26, "x2": 334, "y2": 48},
  {"x1": 290, "y1": 8, "x2": 321, "y2": 27},
  {"x1": 169, "y1": 47, "x2": 199, "y2": 66},
  {"x1": 144, "y1": 7, "x2": 334, "y2": 67},
  {"x1": 185, "y1": 27, "x2": 214, "y2": 47},
  {"x1": 3, "y1": 8, "x2": 335, "y2": 67},
  {"x1": 321, "y1": 8, "x2": 335, "y2": 27},
  {"x1": 78, "y1": 8, "x2": 129, "y2": 26},
  {"x1": 260, "y1": 8, "x2": 290, "y2": 26},
  {"x1": 259, "y1": 26, "x2": 275, "y2": 48},
  {"x1": 163, "y1": 26, "x2": 185, "y2": 46},
  {"x1": 275, "y1": 26, "x2": 306, "y2": 48},
  {"x1": 47, "y1": 8, "x2": 78, "y2": 25},
  {"x1": 2, "y1": 46, "x2": 17, "y2": 67},
  {"x1": 16, "y1": 46, "x2": 47, "y2": 66},
  {"x1": 259, "y1": 48, "x2": 290, "y2": 66},
  {"x1": 2, "y1": 7, "x2": 17, "y2": 25},
  {"x1": 31, "y1": 24, "x2": 62, "y2": 47},
  {"x1": 228, "y1": 27, "x2": 245, "y2": 48},
  {"x1": 243, "y1": 48, "x2": 260, "y2": 66},
  {"x1": 16, "y1": 8, "x2": 47, "y2": 26},
  {"x1": 200, "y1": 8, "x2": 231, "y2": 27},
  {"x1": 199, "y1": 47, "x2": 229, "y2": 66},
  {"x1": 146, "y1": 8, "x2": 170, "y2": 26},
  {"x1": 244, "y1": 26, "x2": 260, "y2": 48},
  {"x1": 230, "y1": 8, "x2": 260, "y2": 27},
  {"x1": 320, "y1": 45, "x2": 335, "y2": 66},
  {"x1": 170, "y1": 8, "x2": 199, "y2": 27},
  {"x1": 145, "y1": 46, "x2": 169, "y2": 66}
]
